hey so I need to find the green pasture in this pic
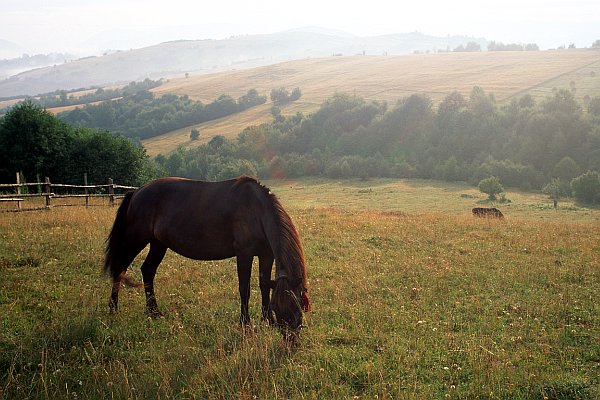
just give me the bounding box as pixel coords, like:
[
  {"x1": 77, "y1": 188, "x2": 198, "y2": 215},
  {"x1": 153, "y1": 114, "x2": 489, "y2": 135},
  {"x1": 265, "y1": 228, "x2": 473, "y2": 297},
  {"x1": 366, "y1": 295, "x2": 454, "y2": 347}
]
[{"x1": 1, "y1": 179, "x2": 598, "y2": 399}]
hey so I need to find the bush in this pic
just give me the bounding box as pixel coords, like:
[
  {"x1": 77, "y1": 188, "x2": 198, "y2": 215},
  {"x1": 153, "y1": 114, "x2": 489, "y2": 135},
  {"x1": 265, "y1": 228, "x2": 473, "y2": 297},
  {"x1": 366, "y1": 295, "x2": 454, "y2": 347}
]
[
  {"x1": 571, "y1": 171, "x2": 600, "y2": 204},
  {"x1": 478, "y1": 176, "x2": 504, "y2": 201}
]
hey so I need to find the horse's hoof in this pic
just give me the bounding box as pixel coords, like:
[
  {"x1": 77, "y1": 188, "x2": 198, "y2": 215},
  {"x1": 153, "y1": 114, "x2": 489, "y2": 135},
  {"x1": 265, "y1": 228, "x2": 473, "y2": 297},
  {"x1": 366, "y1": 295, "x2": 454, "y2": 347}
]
[
  {"x1": 146, "y1": 309, "x2": 164, "y2": 319},
  {"x1": 261, "y1": 313, "x2": 276, "y2": 325}
]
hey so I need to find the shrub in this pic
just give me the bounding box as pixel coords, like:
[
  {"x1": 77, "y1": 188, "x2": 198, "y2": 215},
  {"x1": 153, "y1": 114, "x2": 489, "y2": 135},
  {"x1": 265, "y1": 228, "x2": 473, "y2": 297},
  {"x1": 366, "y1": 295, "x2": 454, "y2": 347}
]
[
  {"x1": 571, "y1": 171, "x2": 600, "y2": 204},
  {"x1": 478, "y1": 176, "x2": 504, "y2": 201}
]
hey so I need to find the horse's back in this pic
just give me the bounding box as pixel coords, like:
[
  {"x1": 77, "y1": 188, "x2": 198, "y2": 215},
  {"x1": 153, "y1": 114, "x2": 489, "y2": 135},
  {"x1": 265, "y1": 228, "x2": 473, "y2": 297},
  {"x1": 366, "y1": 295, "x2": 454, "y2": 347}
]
[{"x1": 125, "y1": 177, "x2": 269, "y2": 260}]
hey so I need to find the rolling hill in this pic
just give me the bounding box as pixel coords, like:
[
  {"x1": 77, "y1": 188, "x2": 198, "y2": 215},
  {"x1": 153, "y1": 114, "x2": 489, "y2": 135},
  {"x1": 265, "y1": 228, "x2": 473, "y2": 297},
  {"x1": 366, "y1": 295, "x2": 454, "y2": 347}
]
[
  {"x1": 0, "y1": 30, "x2": 486, "y2": 98},
  {"x1": 141, "y1": 49, "x2": 600, "y2": 156}
]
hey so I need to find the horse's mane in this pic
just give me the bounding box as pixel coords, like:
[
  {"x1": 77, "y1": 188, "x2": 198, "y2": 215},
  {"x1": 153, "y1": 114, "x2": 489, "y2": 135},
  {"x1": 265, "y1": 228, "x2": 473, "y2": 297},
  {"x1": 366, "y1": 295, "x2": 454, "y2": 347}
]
[{"x1": 233, "y1": 176, "x2": 308, "y2": 290}]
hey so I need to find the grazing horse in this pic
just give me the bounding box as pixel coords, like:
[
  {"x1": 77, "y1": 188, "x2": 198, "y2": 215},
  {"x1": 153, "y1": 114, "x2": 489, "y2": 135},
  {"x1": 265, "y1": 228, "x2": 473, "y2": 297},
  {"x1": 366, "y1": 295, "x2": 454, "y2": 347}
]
[
  {"x1": 103, "y1": 176, "x2": 310, "y2": 335},
  {"x1": 472, "y1": 207, "x2": 504, "y2": 218}
]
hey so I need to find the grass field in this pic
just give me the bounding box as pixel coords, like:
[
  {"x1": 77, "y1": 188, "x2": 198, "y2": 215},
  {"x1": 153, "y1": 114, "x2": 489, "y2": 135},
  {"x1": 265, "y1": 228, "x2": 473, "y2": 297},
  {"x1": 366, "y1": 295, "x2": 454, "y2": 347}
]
[
  {"x1": 1, "y1": 178, "x2": 599, "y2": 399},
  {"x1": 143, "y1": 50, "x2": 600, "y2": 155}
]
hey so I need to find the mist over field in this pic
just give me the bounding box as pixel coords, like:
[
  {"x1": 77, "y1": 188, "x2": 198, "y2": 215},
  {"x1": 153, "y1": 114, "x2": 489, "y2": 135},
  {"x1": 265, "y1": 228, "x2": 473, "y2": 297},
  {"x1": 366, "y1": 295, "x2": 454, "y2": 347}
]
[
  {"x1": 0, "y1": 0, "x2": 598, "y2": 96},
  {"x1": 1, "y1": 2, "x2": 600, "y2": 399}
]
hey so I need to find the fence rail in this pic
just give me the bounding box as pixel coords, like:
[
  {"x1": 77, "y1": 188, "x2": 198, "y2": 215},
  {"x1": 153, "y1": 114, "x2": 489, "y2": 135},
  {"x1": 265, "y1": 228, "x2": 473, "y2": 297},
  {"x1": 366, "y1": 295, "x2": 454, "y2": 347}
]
[{"x1": 0, "y1": 173, "x2": 138, "y2": 212}]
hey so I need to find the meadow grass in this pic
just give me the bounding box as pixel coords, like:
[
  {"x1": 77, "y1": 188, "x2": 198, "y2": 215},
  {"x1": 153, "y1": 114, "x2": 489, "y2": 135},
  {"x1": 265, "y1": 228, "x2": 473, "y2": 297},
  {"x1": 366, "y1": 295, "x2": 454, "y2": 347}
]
[{"x1": 0, "y1": 179, "x2": 599, "y2": 399}]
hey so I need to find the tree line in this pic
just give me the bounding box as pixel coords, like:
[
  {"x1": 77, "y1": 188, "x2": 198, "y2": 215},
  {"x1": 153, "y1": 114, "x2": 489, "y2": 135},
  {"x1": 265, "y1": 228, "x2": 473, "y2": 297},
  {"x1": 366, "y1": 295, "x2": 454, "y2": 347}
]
[
  {"x1": 32, "y1": 78, "x2": 163, "y2": 109},
  {"x1": 0, "y1": 79, "x2": 164, "y2": 113},
  {"x1": 154, "y1": 87, "x2": 600, "y2": 204},
  {"x1": 58, "y1": 88, "x2": 268, "y2": 141},
  {"x1": 0, "y1": 101, "x2": 151, "y2": 186},
  {"x1": 3, "y1": 85, "x2": 600, "y2": 205}
]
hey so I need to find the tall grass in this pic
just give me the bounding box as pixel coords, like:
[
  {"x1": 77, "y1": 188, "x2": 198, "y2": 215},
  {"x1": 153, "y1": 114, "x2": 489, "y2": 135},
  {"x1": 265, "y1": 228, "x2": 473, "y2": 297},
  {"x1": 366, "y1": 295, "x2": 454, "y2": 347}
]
[{"x1": 1, "y1": 180, "x2": 598, "y2": 399}]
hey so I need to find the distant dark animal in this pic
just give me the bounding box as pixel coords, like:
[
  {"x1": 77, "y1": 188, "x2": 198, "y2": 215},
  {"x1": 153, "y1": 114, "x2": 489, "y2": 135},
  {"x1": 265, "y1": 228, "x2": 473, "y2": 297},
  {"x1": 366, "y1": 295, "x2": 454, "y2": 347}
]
[
  {"x1": 472, "y1": 207, "x2": 504, "y2": 218},
  {"x1": 104, "y1": 176, "x2": 310, "y2": 338}
]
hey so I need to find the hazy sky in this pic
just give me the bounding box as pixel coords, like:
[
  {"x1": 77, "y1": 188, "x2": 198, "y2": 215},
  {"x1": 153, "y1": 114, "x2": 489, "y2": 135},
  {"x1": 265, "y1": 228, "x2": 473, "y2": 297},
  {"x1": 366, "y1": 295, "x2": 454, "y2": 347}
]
[{"x1": 1, "y1": 0, "x2": 599, "y2": 55}]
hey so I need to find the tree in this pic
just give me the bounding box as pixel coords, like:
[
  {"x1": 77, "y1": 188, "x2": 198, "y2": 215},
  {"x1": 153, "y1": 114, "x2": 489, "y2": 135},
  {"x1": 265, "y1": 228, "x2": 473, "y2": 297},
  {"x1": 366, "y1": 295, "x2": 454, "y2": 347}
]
[
  {"x1": 524, "y1": 43, "x2": 540, "y2": 51},
  {"x1": 289, "y1": 87, "x2": 302, "y2": 101},
  {"x1": 0, "y1": 100, "x2": 149, "y2": 185},
  {"x1": 518, "y1": 94, "x2": 535, "y2": 109},
  {"x1": 542, "y1": 178, "x2": 561, "y2": 208},
  {"x1": 0, "y1": 100, "x2": 73, "y2": 182},
  {"x1": 270, "y1": 105, "x2": 284, "y2": 123},
  {"x1": 454, "y1": 42, "x2": 481, "y2": 52},
  {"x1": 587, "y1": 96, "x2": 600, "y2": 118},
  {"x1": 571, "y1": 171, "x2": 600, "y2": 204},
  {"x1": 270, "y1": 87, "x2": 290, "y2": 105},
  {"x1": 69, "y1": 128, "x2": 149, "y2": 185},
  {"x1": 478, "y1": 176, "x2": 504, "y2": 201},
  {"x1": 190, "y1": 128, "x2": 200, "y2": 141},
  {"x1": 552, "y1": 156, "x2": 580, "y2": 195},
  {"x1": 270, "y1": 87, "x2": 301, "y2": 105}
]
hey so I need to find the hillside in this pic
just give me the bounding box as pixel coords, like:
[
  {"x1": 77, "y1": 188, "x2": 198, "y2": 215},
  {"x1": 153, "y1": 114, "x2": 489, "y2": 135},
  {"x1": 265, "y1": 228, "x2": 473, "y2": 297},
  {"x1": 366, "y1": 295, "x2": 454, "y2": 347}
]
[
  {"x1": 0, "y1": 31, "x2": 485, "y2": 97},
  {"x1": 143, "y1": 49, "x2": 600, "y2": 156}
]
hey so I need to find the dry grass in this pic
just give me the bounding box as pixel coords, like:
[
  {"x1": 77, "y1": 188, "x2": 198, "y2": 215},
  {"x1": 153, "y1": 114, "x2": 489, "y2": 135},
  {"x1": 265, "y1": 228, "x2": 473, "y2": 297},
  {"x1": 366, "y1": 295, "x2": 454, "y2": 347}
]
[
  {"x1": 142, "y1": 104, "x2": 275, "y2": 156},
  {"x1": 1, "y1": 178, "x2": 599, "y2": 399},
  {"x1": 144, "y1": 50, "x2": 600, "y2": 155},
  {"x1": 155, "y1": 51, "x2": 600, "y2": 105}
]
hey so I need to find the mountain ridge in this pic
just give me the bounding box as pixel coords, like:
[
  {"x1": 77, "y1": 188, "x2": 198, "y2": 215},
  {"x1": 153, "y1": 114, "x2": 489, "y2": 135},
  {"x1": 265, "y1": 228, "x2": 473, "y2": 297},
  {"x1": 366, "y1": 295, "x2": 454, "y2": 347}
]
[{"x1": 0, "y1": 30, "x2": 487, "y2": 97}]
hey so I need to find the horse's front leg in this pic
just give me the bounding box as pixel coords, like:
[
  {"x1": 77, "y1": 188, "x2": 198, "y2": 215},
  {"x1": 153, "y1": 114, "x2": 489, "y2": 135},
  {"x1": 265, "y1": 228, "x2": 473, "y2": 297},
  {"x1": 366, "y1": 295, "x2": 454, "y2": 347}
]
[
  {"x1": 141, "y1": 242, "x2": 167, "y2": 318},
  {"x1": 258, "y1": 255, "x2": 275, "y2": 324},
  {"x1": 236, "y1": 255, "x2": 253, "y2": 327}
]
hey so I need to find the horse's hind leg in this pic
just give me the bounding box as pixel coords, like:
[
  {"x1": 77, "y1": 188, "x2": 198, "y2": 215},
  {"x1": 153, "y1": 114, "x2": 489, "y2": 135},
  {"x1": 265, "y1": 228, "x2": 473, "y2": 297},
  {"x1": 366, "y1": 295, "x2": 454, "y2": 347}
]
[
  {"x1": 109, "y1": 245, "x2": 146, "y2": 313},
  {"x1": 141, "y1": 241, "x2": 167, "y2": 317}
]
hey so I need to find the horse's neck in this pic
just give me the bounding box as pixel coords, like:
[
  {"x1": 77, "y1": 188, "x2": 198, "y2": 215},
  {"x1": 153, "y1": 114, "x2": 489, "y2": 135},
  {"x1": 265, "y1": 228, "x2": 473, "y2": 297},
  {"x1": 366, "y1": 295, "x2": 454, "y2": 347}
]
[{"x1": 261, "y1": 201, "x2": 304, "y2": 285}]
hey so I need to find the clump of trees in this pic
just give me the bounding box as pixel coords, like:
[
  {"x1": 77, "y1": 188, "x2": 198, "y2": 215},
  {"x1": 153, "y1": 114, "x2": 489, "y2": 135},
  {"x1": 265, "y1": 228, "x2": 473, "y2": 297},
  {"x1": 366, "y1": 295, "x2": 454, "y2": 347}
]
[
  {"x1": 0, "y1": 101, "x2": 150, "y2": 185},
  {"x1": 59, "y1": 88, "x2": 267, "y2": 141},
  {"x1": 6, "y1": 84, "x2": 600, "y2": 205},
  {"x1": 487, "y1": 42, "x2": 539, "y2": 51},
  {"x1": 151, "y1": 87, "x2": 600, "y2": 204},
  {"x1": 270, "y1": 87, "x2": 302, "y2": 105},
  {"x1": 453, "y1": 42, "x2": 481, "y2": 52},
  {"x1": 17, "y1": 79, "x2": 163, "y2": 110}
]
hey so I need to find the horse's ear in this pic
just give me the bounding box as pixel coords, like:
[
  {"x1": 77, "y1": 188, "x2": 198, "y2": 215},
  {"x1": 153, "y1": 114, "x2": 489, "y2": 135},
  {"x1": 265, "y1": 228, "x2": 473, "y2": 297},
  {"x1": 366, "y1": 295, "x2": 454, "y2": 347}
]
[
  {"x1": 269, "y1": 280, "x2": 277, "y2": 289},
  {"x1": 302, "y1": 292, "x2": 310, "y2": 312}
]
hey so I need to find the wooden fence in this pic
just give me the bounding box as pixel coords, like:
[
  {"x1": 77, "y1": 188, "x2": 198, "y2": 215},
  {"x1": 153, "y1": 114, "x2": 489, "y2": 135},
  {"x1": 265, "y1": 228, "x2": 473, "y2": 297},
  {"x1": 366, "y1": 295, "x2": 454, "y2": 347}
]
[{"x1": 0, "y1": 173, "x2": 137, "y2": 212}]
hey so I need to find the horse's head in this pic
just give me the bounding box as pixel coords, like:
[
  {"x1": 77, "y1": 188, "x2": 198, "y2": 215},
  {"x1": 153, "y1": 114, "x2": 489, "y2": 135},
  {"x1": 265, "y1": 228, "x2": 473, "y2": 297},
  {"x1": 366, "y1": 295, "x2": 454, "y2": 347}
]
[{"x1": 269, "y1": 272, "x2": 310, "y2": 339}]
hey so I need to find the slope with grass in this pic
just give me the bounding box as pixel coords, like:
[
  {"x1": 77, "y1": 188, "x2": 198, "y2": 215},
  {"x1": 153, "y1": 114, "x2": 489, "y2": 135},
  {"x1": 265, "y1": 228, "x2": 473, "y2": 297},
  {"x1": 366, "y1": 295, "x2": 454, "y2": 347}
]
[
  {"x1": 144, "y1": 49, "x2": 600, "y2": 155},
  {"x1": 1, "y1": 179, "x2": 599, "y2": 398}
]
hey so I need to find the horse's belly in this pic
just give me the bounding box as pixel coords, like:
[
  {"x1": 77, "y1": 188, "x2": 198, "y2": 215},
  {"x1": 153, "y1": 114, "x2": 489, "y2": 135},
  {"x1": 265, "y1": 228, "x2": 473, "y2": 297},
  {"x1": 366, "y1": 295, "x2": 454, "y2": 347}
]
[{"x1": 165, "y1": 237, "x2": 236, "y2": 261}]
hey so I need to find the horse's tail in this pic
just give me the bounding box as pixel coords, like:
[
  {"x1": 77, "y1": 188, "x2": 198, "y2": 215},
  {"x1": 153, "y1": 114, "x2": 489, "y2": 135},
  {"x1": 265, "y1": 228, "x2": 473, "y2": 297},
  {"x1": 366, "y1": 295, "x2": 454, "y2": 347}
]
[{"x1": 103, "y1": 191, "x2": 134, "y2": 279}]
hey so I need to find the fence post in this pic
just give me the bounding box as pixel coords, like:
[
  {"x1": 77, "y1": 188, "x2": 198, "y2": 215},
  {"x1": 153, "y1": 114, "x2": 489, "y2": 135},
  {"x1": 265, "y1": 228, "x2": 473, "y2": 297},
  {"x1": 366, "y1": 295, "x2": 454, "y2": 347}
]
[
  {"x1": 16, "y1": 172, "x2": 22, "y2": 210},
  {"x1": 108, "y1": 178, "x2": 114, "y2": 207},
  {"x1": 84, "y1": 173, "x2": 89, "y2": 208},
  {"x1": 44, "y1": 177, "x2": 51, "y2": 208}
]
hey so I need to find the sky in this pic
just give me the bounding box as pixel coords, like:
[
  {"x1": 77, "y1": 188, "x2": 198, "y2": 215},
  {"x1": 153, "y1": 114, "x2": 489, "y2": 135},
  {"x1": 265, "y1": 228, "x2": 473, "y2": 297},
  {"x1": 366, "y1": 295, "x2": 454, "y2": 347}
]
[{"x1": 1, "y1": 0, "x2": 599, "y2": 56}]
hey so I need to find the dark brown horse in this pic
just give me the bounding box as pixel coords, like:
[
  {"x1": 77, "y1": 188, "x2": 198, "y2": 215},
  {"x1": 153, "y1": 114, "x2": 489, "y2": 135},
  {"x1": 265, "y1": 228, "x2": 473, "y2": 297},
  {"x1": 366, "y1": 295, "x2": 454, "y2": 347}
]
[
  {"x1": 103, "y1": 176, "x2": 309, "y2": 334},
  {"x1": 472, "y1": 207, "x2": 504, "y2": 218}
]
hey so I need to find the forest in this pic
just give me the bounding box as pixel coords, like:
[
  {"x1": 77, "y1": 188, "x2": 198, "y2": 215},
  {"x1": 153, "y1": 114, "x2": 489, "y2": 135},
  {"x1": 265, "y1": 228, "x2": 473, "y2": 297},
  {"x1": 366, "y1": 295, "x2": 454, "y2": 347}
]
[
  {"x1": 2, "y1": 86, "x2": 600, "y2": 204},
  {"x1": 154, "y1": 87, "x2": 600, "y2": 203},
  {"x1": 58, "y1": 88, "x2": 267, "y2": 140}
]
